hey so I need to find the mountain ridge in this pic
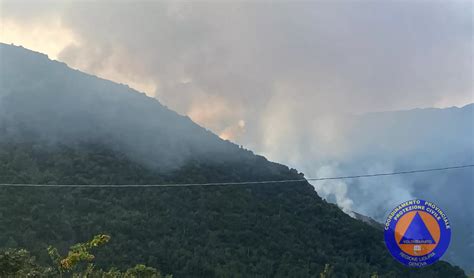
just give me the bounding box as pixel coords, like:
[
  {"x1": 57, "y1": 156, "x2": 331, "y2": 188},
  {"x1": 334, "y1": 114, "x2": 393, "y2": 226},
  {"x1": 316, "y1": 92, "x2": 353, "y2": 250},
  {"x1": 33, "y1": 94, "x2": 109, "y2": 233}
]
[
  {"x1": 0, "y1": 43, "x2": 467, "y2": 277},
  {"x1": 0, "y1": 43, "x2": 248, "y2": 171}
]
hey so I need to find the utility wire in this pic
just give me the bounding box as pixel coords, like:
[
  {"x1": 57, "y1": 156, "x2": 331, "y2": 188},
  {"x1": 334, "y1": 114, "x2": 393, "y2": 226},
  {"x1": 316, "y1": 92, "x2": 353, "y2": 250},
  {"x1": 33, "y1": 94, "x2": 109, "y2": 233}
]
[{"x1": 0, "y1": 164, "x2": 472, "y2": 188}]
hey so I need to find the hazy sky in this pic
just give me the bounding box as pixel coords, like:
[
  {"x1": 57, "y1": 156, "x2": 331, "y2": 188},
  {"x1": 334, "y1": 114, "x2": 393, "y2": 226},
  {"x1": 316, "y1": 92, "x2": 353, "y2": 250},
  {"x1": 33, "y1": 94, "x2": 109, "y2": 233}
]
[
  {"x1": 1, "y1": 0, "x2": 472, "y2": 144},
  {"x1": 2, "y1": 2, "x2": 473, "y2": 268},
  {"x1": 1, "y1": 3, "x2": 474, "y2": 265},
  {"x1": 1, "y1": 0, "x2": 473, "y2": 203}
]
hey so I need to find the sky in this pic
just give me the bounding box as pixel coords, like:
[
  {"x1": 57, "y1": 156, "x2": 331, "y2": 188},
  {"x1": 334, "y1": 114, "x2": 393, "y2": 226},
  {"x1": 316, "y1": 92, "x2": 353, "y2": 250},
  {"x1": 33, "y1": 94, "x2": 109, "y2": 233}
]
[
  {"x1": 1, "y1": 0, "x2": 472, "y2": 142},
  {"x1": 0, "y1": 0, "x2": 473, "y2": 210},
  {"x1": 1, "y1": 2, "x2": 474, "y2": 268}
]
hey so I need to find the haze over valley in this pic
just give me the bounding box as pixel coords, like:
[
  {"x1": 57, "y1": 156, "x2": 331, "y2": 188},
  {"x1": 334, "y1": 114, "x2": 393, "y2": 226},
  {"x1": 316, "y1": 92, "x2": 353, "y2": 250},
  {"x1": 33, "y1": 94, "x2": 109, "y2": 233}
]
[{"x1": 0, "y1": 0, "x2": 472, "y2": 276}]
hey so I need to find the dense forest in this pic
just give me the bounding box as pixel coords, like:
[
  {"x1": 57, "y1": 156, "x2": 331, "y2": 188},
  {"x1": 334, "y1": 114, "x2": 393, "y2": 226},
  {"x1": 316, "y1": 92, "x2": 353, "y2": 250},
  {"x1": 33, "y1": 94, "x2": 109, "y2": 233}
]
[
  {"x1": 0, "y1": 43, "x2": 468, "y2": 277},
  {"x1": 0, "y1": 142, "x2": 466, "y2": 277}
]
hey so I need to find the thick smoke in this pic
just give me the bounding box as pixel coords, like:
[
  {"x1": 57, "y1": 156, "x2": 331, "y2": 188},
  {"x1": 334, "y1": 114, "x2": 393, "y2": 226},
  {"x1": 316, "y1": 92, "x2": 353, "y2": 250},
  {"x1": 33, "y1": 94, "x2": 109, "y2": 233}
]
[
  {"x1": 269, "y1": 106, "x2": 474, "y2": 270},
  {"x1": 0, "y1": 44, "x2": 247, "y2": 171},
  {"x1": 1, "y1": 0, "x2": 473, "y2": 270},
  {"x1": 1, "y1": 1, "x2": 472, "y2": 128}
]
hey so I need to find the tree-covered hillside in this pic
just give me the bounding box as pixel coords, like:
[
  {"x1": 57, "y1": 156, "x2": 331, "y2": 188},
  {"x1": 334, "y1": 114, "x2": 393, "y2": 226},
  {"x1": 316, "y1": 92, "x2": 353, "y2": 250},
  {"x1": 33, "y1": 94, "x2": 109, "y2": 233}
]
[
  {"x1": 0, "y1": 43, "x2": 467, "y2": 277},
  {"x1": 0, "y1": 142, "x2": 466, "y2": 277}
]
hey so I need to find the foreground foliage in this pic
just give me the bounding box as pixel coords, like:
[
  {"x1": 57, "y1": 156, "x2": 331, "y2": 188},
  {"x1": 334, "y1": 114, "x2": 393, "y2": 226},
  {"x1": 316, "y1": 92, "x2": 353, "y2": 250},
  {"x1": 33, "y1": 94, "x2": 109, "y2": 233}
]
[{"x1": 0, "y1": 234, "x2": 170, "y2": 277}]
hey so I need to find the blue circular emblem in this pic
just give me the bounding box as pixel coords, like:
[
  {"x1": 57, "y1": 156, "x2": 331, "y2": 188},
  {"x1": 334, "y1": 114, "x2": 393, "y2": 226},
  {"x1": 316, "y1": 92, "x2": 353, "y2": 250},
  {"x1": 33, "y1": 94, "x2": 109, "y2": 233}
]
[{"x1": 384, "y1": 199, "x2": 451, "y2": 267}]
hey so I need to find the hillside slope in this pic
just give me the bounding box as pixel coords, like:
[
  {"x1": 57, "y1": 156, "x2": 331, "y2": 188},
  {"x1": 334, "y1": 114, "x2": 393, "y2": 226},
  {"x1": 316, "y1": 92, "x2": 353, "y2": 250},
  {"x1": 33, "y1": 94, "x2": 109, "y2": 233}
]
[
  {"x1": 0, "y1": 43, "x2": 243, "y2": 171},
  {"x1": 324, "y1": 104, "x2": 474, "y2": 271},
  {"x1": 0, "y1": 43, "x2": 467, "y2": 277}
]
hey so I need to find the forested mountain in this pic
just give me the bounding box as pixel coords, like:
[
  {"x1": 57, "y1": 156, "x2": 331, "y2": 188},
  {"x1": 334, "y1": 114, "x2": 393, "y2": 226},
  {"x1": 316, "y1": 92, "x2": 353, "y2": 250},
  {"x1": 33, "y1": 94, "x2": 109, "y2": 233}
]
[
  {"x1": 355, "y1": 104, "x2": 474, "y2": 272},
  {"x1": 308, "y1": 104, "x2": 474, "y2": 272},
  {"x1": 0, "y1": 43, "x2": 467, "y2": 277},
  {"x1": 0, "y1": 44, "x2": 243, "y2": 171}
]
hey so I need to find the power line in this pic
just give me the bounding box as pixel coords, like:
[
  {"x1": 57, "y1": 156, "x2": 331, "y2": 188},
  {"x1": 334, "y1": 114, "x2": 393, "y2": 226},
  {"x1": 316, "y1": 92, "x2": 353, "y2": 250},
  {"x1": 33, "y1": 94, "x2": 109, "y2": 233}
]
[
  {"x1": 0, "y1": 164, "x2": 472, "y2": 188},
  {"x1": 307, "y1": 164, "x2": 474, "y2": 181}
]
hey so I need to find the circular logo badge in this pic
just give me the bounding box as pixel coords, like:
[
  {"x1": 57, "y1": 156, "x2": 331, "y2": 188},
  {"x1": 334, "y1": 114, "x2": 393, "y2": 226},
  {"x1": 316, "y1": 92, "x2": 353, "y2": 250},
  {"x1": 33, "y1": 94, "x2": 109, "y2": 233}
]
[{"x1": 384, "y1": 199, "x2": 451, "y2": 267}]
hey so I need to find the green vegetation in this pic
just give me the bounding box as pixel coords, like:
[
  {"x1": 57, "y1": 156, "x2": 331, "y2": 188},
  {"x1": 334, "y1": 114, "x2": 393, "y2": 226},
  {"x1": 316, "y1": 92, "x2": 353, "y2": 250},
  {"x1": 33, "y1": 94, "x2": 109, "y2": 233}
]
[
  {"x1": 0, "y1": 234, "x2": 170, "y2": 277},
  {"x1": 0, "y1": 142, "x2": 467, "y2": 277}
]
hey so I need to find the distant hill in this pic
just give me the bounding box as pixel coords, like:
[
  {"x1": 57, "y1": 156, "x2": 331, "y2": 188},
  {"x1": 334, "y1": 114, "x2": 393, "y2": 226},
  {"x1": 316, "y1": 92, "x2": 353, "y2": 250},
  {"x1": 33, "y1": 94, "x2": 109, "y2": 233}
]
[
  {"x1": 0, "y1": 43, "x2": 467, "y2": 277},
  {"x1": 332, "y1": 103, "x2": 474, "y2": 272},
  {"x1": 288, "y1": 102, "x2": 473, "y2": 272}
]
